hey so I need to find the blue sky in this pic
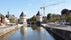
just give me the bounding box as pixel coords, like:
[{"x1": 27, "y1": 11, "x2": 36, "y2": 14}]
[{"x1": 0, "y1": 0, "x2": 71, "y2": 18}]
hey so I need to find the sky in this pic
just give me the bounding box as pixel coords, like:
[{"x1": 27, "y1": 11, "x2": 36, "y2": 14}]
[{"x1": 0, "y1": 0, "x2": 71, "y2": 18}]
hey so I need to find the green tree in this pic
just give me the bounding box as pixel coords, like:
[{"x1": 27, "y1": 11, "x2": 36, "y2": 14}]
[
  {"x1": 65, "y1": 15, "x2": 71, "y2": 24},
  {"x1": 30, "y1": 16, "x2": 36, "y2": 21},
  {"x1": 47, "y1": 13, "x2": 51, "y2": 20},
  {"x1": 50, "y1": 17, "x2": 59, "y2": 22},
  {"x1": 61, "y1": 9, "x2": 69, "y2": 15},
  {"x1": 10, "y1": 19, "x2": 14, "y2": 23},
  {"x1": 27, "y1": 16, "x2": 36, "y2": 22},
  {"x1": 61, "y1": 9, "x2": 71, "y2": 24}
]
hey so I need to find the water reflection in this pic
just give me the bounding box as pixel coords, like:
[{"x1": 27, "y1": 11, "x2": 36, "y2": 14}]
[
  {"x1": 20, "y1": 26, "x2": 27, "y2": 35},
  {"x1": 31, "y1": 24, "x2": 43, "y2": 32},
  {"x1": 20, "y1": 25, "x2": 28, "y2": 40},
  {"x1": 31, "y1": 24, "x2": 37, "y2": 30},
  {"x1": 37, "y1": 27, "x2": 43, "y2": 32}
]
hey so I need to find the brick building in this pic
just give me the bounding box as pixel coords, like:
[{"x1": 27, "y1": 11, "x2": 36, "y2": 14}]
[{"x1": 0, "y1": 13, "x2": 6, "y2": 26}]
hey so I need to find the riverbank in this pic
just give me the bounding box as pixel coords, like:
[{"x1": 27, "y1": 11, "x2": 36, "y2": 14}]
[
  {"x1": 42, "y1": 23, "x2": 71, "y2": 40},
  {"x1": 0, "y1": 25, "x2": 18, "y2": 36},
  {"x1": 43, "y1": 26, "x2": 65, "y2": 40}
]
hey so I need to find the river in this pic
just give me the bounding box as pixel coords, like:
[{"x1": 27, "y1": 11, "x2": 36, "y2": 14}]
[{"x1": 0, "y1": 25, "x2": 55, "y2": 40}]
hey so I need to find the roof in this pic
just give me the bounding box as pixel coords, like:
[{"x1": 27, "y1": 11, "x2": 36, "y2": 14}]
[
  {"x1": 36, "y1": 11, "x2": 41, "y2": 16},
  {"x1": 6, "y1": 13, "x2": 15, "y2": 19},
  {"x1": 0, "y1": 13, "x2": 5, "y2": 18},
  {"x1": 20, "y1": 12, "x2": 26, "y2": 17}
]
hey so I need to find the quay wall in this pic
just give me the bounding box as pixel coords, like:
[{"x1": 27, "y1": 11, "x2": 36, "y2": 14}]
[
  {"x1": 43, "y1": 27, "x2": 71, "y2": 40},
  {"x1": 0, "y1": 25, "x2": 18, "y2": 36}
]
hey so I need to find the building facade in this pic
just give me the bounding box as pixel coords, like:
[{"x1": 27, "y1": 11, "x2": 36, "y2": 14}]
[
  {"x1": 19, "y1": 12, "x2": 27, "y2": 24},
  {"x1": 6, "y1": 11, "x2": 17, "y2": 23},
  {"x1": 36, "y1": 11, "x2": 43, "y2": 22},
  {"x1": 0, "y1": 14, "x2": 6, "y2": 26}
]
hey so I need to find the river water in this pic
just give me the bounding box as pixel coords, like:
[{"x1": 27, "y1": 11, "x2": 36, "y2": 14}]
[{"x1": 0, "y1": 25, "x2": 55, "y2": 40}]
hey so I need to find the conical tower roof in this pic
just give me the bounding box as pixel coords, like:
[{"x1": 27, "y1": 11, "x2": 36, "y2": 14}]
[
  {"x1": 36, "y1": 11, "x2": 41, "y2": 16},
  {"x1": 20, "y1": 11, "x2": 26, "y2": 17}
]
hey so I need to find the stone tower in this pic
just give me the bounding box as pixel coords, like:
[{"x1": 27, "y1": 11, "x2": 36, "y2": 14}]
[
  {"x1": 36, "y1": 11, "x2": 43, "y2": 22},
  {"x1": 19, "y1": 12, "x2": 27, "y2": 24}
]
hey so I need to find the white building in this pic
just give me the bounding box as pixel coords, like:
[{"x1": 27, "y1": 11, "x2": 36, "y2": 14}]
[
  {"x1": 36, "y1": 11, "x2": 43, "y2": 22},
  {"x1": 5, "y1": 18, "x2": 10, "y2": 24},
  {"x1": 19, "y1": 12, "x2": 27, "y2": 24}
]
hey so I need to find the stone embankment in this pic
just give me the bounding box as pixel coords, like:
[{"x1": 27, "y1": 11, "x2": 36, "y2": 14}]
[
  {"x1": 0, "y1": 25, "x2": 18, "y2": 36},
  {"x1": 42, "y1": 24, "x2": 71, "y2": 40}
]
